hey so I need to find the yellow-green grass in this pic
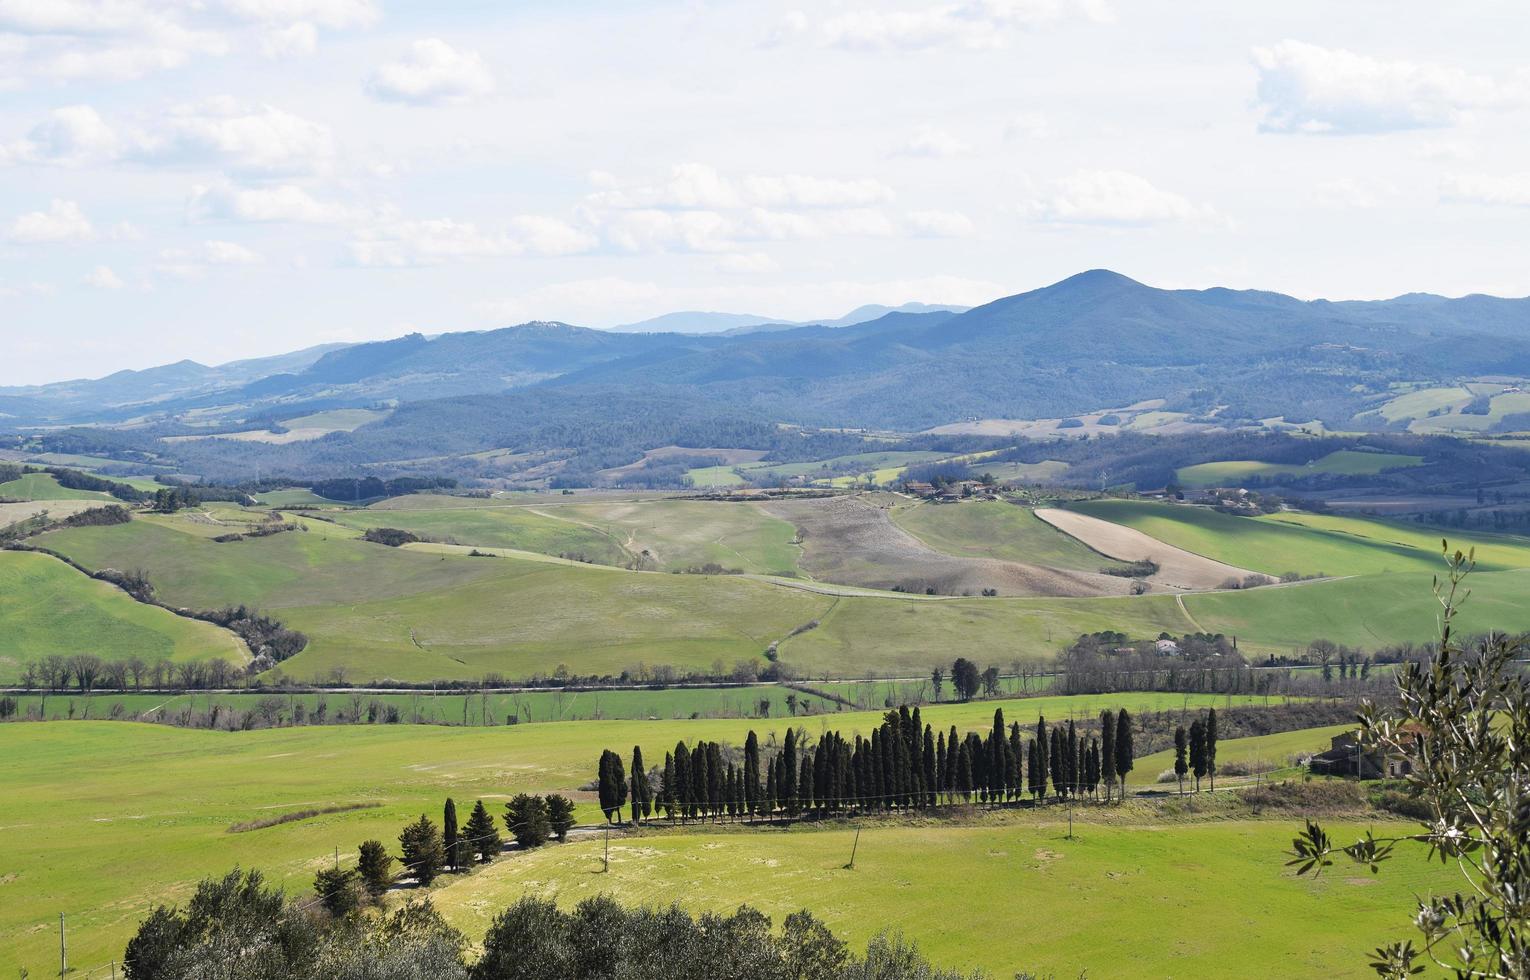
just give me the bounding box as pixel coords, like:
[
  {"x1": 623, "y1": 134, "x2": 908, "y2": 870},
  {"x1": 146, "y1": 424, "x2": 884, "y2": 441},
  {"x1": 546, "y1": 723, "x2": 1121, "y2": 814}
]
[
  {"x1": 1371, "y1": 385, "x2": 1471, "y2": 423},
  {"x1": 892, "y1": 499, "x2": 1128, "y2": 573},
  {"x1": 559, "y1": 499, "x2": 802, "y2": 574},
  {"x1": 750, "y1": 451, "x2": 950, "y2": 483},
  {"x1": 6, "y1": 685, "x2": 817, "y2": 724},
  {"x1": 279, "y1": 407, "x2": 389, "y2": 430},
  {"x1": 1069, "y1": 499, "x2": 1530, "y2": 578},
  {"x1": 254, "y1": 488, "x2": 347, "y2": 507},
  {"x1": 1175, "y1": 450, "x2": 1425, "y2": 488},
  {"x1": 977, "y1": 459, "x2": 1070, "y2": 483},
  {"x1": 686, "y1": 464, "x2": 745, "y2": 487},
  {"x1": 428, "y1": 815, "x2": 1446, "y2": 979},
  {"x1": 39, "y1": 518, "x2": 831, "y2": 683},
  {"x1": 325, "y1": 504, "x2": 628, "y2": 565},
  {"x1": 0, "y1": 697, "x2": 1325, "y2": 974},
  {"x1": 1409, "y1": 391, "x2": 1530, "y2": 434},
  {"x1": 0, "y1": 551, "x2": 245, "y2": 681},
  {"x1": 0, "y1": 472, "x2": 115, "y2": 501},
  {"x1": 777, "y1": 591, "x2": 1198, "y2": 676},
  {"x1": 1186, "y1": 570, "x2": 1530, "y2": 652}
]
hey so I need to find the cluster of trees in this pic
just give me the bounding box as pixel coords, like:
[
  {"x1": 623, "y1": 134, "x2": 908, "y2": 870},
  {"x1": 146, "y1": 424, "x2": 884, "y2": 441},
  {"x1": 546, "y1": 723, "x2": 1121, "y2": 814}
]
[
  {"x1": 361, "y1": 526, "x2": 421, "y2": 547},
  {"x1": 16, "y1": 653, "x2": 244, "y2": 694},
  {"x1": 121, "y1": 868, "x2": 978, "y2": 980},
  {"x1": 151, "y1": 485, "x2": 200, "y2": 512},
  {"x1": 598, "y1": 705, "x2": 1142, "y2": 824},
  {"x1": 1170, "y1": 708, "x2": 1220, "y2": 793},
  {"x1": 340, "y1": 793, "x2": 579, "y2": 901},
  {"x1": 308, "y1": 475, "x2": 457, "y2": 502}
]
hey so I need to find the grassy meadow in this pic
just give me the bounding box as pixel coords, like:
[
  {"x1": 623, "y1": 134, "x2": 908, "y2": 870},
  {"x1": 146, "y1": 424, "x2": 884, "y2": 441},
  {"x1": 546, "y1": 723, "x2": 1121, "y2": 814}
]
[
  {"x1": 0, "y1": 472, "x2": 116, "y2": 501},
  {"x1": 892, "y1": 499, "x2": 1128, "y2": 572},
  {"x1": 0, "y1": 550, "x2": 245, "y2": 680},
  {"x1": 0, "y1": 712, "x2": 1441, "y2": 978},
  {"x1": 1174, "y1": 449, "x2": 1425, "y2": 487}
]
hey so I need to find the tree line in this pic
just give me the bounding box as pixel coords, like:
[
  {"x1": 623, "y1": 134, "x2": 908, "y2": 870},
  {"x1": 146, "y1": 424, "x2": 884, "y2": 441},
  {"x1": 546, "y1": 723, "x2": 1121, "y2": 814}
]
[{"x1": 588, "y1": 704, "x2": 1205, "y2": 824}]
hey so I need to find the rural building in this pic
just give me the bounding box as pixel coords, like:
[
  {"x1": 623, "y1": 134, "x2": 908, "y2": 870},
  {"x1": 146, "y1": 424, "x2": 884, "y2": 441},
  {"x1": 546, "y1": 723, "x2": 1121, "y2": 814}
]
[
  {"x1": 1308, "y1": 728, "x2": 1418, "y2": 779},
  {"x1": 904, "y1": 481, "x2": 936, "y2": 498}
]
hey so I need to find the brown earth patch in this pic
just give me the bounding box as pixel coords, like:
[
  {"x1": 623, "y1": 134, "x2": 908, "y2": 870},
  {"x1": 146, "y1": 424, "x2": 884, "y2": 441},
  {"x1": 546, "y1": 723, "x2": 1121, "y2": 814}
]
[{"x1": 1033, "y1": 507, "x2": 1259, "y2": 591}]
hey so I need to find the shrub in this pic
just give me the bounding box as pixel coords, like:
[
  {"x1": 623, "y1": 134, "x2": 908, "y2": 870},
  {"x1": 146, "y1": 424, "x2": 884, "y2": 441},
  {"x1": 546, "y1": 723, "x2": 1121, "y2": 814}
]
[{"x1": 363, "y1": 527, "x2": 420, "y2": 547}]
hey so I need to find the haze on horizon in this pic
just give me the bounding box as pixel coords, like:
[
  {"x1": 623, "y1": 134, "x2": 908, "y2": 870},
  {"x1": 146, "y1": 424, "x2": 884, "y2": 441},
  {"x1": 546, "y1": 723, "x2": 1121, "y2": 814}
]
[{"x1": 1, "y1": 0, "x2": 1528, "y2": 385}]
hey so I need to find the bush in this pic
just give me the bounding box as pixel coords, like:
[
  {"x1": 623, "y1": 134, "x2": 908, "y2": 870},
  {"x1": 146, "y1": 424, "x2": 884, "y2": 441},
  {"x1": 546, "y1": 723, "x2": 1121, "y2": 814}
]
[{"x1": 363, "y1": 527, "x2": 421, "y2": 547}]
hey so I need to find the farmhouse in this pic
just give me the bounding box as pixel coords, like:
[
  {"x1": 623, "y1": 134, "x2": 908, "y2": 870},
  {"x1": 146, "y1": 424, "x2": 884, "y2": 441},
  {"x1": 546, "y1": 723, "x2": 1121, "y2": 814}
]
[{"x1": 1308, "y1": 728, "x2": 1418, "y2": 779}]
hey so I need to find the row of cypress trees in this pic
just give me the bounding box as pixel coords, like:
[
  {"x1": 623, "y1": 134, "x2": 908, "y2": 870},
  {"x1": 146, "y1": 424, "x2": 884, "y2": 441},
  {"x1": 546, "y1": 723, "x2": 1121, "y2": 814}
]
[
  {"x1": 1172, "y1": 707, "x2": 1220, "y2": 793},
  {"x1": 596, "y1": 706, "x2": 1146, "y2": 823}
]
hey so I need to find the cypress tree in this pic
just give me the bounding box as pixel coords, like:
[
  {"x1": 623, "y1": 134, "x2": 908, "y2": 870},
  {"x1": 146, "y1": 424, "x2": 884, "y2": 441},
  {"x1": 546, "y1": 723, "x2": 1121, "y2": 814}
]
[
  {"x1": 945, "y1": 725, "x2": 959, "y2": 801},
  {"x1": 464, "y1": 799, "x2": 500, "y2": 863},
  {"x1": 1049, "y1": 727, "x2": 1064, "y2": 799},
  {"x1": 1189, "y1": 719, "x2": 1206, "y2": 792},
  {"x1": 597, "y1": 750, "x2": 615, "y2": 821},
  {"x1": 956, "y1": 741, "x2": 973, "y2": 800},
  {"x1": 934, "y1": 730, "x2": 947, "y2": 803},
  {"x1": 443, "y1": 798, "x2": 459, "y2": 871},
  {"x1": 1071, "y1": 718, "x2": 1083, "y2": 795},
  {"x1": 673, "y1": 742, "x2": 692, "y2": 822},
  {"x1": 1034, "y1": 717, "x2": 1049, "y2": 799},
  {"x1": 661, "y1": 751, "x2": 676, "y2": 820},
  {"x1": 1099, "y1": 709, "x2": 1117, "y2": 802},
  {"x1": 707, "y1": 742, "x2": 723, "y2": 818},
  {"x1": 744, "y1": 730, "x2": 761, "y2": 817},
  {"x1": 783, "y1": 729, "x2": 798, "y2": 814},
  {"x1": 923, "y1": 725, "x2": 938, "y2": 807},
  {"x1": 1027, "y1": 738, "x2": 1039, "y2": 798},
  {"x1": 1114, "y1": 708, "x2": 1135, "y2": 792},
  {"x1": 799, "y1": 756, "x2": 814, "y2": 813},
  {"x1": 1205, "y1": 707, "x2": 1219, "y2": 790},
  {"x1": 611, "y1": 752, "x2": 628, "y2": 823},
  {"x1": 630, "y1": 746, "x2": 650, "y2": 824},
  {"x1": 1008, "y1": 723, "x2": 1023, "y2": 802},
  {"x1": 765, "y1": 755, "x2": 778, "y2": 815},
  {"x1": 1173, "y1": 726, "x2": 1188, "y2": 795}
]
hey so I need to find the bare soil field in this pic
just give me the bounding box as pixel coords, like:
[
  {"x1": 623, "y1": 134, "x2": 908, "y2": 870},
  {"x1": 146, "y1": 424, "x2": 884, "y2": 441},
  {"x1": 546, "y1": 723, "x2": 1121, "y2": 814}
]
[
  {"x1": 763, "y1": 494, "x2": 1138, "y2": 597},
  {"x1": 1034, "y1": 507, "x2": 1258, "y2": 590}
]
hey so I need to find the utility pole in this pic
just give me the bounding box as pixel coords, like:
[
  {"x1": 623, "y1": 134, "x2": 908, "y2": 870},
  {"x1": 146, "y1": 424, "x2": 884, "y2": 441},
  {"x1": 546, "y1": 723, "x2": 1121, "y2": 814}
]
[
  {"x1": 59, "y1": 912, "x2": 66, "y2": 978},
  {"x1": 603, "y1": 828, "x2": 610, "y2": 873},
  {"x1": 845, "y1": 827, "x2": 861, "y2": 869}
]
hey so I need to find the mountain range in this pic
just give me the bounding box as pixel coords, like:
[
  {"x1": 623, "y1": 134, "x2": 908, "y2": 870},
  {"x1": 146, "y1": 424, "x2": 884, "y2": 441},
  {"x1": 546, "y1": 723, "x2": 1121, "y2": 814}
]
[{"x1": 4, "y1": 270, "x2": 1528, "y2": 481}]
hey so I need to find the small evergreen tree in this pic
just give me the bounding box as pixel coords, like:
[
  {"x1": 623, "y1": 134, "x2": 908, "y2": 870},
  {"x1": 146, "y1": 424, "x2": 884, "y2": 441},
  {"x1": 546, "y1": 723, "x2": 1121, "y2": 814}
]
[
  {"x1": 505, "y1": 793, "x2": 551, "y2": 848},
  {"x1": 630, "y1": 746, "x2": 650, "y2": 824},
  {"x1": 313, "y1": 866, "x2": 362, "y2": 918},
  {"x1": 1189, "y1": 719, "x2": 1207, "y2": 791},
  {"x1": 398, "y1": 815, "x2": 446, "y2": 887},
  {"x1": 1099, "y1": 709, "x2": 1117, "y2": 802},
  {"x1": 463, "y1": 799, "x2": 501, "y2": 863},
  {"x1": 546, "y1": 793, "x2": 577, "y2": 841},
  {"x1": 356, "y1": 839, "x2": 394, "y2": 899}
]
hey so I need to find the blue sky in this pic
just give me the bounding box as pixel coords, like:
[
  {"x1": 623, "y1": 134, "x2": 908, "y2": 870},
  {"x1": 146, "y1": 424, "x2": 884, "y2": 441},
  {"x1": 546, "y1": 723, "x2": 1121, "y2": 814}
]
[{"x1": 1, "y1": 0, "x2": 1528, "y2": 384}]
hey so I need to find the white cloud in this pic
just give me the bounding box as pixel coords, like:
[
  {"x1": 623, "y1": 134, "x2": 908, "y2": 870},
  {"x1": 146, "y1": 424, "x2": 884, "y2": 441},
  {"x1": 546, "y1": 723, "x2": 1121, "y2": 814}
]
[
  {"x1": 713, "y1": 251, "x2": 777, "y2": 274},
  {"x1": 219, "y1": 0, "x2": 379, "y2": 29},
  {"x1": 0, "y1": 1, "x2": 228, "y2": 85},
  {"x1": 741, "y1": 173, "x2": 894, "y2": 208},
  {"x1": 349, "y1": 214, "x2": 596, "y2": 266},
  {"x1": 1441, "y1": 173, "x2": 1530, "y2": 207},
  {"x1": 1021, "y1": 170, "x2": 1217, "y2": 226},
  {"x1": 1, "y1": 104, "x2": 118, "y2": 165},
  {"x1": 84, "y1": 264, "x2": 123, "y2": 289},
  {"x1": 157, "y1": 239, "x2": 265, "y2": 278},
  {"x1": 1252, "y1": 40, "x2": 1526, "y2": 134},
  {"x1": 905, "y1": 209, "x2": 975, "y2": 236},
  {"x1": 1313, "y1": 177, "x2": 1402, "y2": 210},
  {"x1": 796, "y1": 0, "x2": 1112, "y2": 52},
  {"x1": 894, "y1": 125, "x2": 970, "y2": 158},
  {"x1": 8, "y1": 198, "x2": 95, "y2": 242},
  {"x1": 259, "y1": 21, "x2": 317, "y2": 58},
  {"x1": 589, "y1": 164, "x2": 894, "y2": 211},
  {"x1": 188, "y1": 179, "x2": 352, "y2": 223},
  {"x1": 366, "y1": 38, "x2": 494, "y2": 105},
  {"x1": 133, "y1": 100, "x2": 335, "y2": 177}
]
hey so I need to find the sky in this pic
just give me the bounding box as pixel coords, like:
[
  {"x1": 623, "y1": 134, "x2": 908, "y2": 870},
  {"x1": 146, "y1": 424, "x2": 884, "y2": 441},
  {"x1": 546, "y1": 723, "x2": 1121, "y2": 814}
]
[{"x1": 1, "y1": 1, "x2": 1528, "y2": 385}]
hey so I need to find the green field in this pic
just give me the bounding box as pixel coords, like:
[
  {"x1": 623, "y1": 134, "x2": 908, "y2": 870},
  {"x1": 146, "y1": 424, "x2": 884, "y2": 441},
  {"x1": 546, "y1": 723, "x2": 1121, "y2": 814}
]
[
  {"x1": 0, "y1": 472, "x2": 115, "y2": 501},
  {"x1": 0, "y1": 550, "x2": 245, "y2": 681},
  {"x1": 0, "y1": 715, "x2": 1446, "y2": 978},
  {"x1": 279, "y1": 407, "x2": 389, "y2": 431},
  {"x1": 1409, "y1": 390, "x2": 1530, "y2": 433},
  {"x1": 1069, "y1": 499, "x2": 1530, "y2": 578},
  {"x1": 559, "y1": 499, "x2": 802, "y2": 574},
  {"x1": 1370, "y1": 385, "x2": 1471, "y2": 423},
  {"x1": 893, "y1": 499, "x2": 1129, "y2": 572},
  {"x1": 1174, "y1": 450, "x2": 1425, "y2": 488},
  {"x1": 38, "y1": 517, "x2": 830, "y2": 683},
  {"x1": 254, "y1": 488, "x2": 346, "y2": 506},
  {"x1": 686, "y1": 464, "x2": 746, "y2": 487},
  {"x1": 325, "y1": 502, "x2": 629, "y2": 565}
]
